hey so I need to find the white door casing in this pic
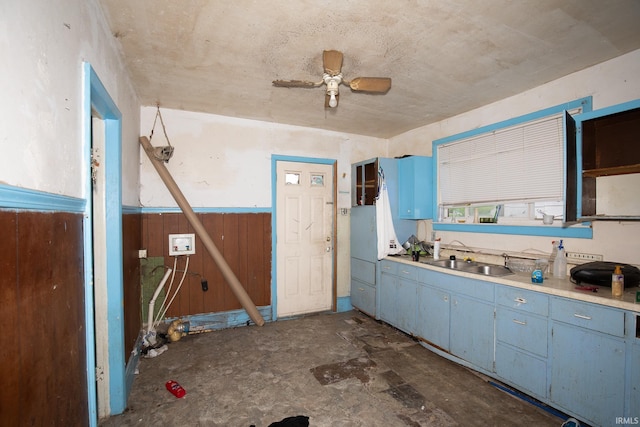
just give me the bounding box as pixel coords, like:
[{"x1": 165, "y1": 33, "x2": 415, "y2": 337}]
[{"x1": 276, "y1": 161, "x2": 334, "y2": 317}]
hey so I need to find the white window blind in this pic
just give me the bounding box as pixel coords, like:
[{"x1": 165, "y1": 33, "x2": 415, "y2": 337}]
[{"x1": 438, "y1": 114, "x2": 566, "y2": 206}]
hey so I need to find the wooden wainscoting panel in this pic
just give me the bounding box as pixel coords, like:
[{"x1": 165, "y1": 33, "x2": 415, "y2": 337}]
[
  {"x1": 15, "y1": 211, "x2": 87, "y2": 424},
  {"x1": 0, "y1": 211, "x2": 19, "y2": 426},
  {"x1": 141, "y1": 212, "x2": 271, "y2": 317},
  {"x1": 122, "y1": 213, "x2": 142, "y2": 358},
  {"x1": 200, "y1": 213, "x2": 226, "y2": 313}
]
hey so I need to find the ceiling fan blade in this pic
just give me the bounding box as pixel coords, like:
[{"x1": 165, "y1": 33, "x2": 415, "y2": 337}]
[
  {"x1": 272, "y1": 79, "x2": 322, "y2": 88},
  {"x1": 323, "y1": 50, "x2": 343, "y2": 75},
  {"x1": 348, "y1": 77, "x2": 392, "y2": 93}
]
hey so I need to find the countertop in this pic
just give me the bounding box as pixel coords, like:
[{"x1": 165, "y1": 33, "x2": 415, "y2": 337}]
[{"x1": 386, "y1": 254, "x2": 640, "y2": 313}]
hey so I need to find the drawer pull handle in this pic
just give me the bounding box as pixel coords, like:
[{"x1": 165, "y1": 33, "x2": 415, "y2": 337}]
[
  {"x1": 512, "y1": 319, "x2": 527, "y2": 326},
  {"x1": 358, "y1": 287, "x2": 365, "y2": 291},
  {"x1": 514, "y1": 297, "x2": 527, "y2": 304},
  {"x1": 401, "y1": 270, "x2": 411, "y2": 275},
  {"x1": 574, "y1": 313, "x2": 592, "y2": 320}
]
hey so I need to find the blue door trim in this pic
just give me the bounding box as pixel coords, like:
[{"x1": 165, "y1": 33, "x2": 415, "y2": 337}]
[{"x1": 83, "y1": 62, "x2": 126, "y2": 422}]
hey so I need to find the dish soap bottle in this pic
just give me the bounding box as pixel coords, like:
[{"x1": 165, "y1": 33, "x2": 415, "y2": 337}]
[
  {"x1": 531, "y1": 260, "x2": 544, "y2": 284},
  {"x1": 552, "y1": 240, "x2": 566, "y2": 278},
  {"x1": 612, "y1": 265, "x2": 624, "y2": 297}
]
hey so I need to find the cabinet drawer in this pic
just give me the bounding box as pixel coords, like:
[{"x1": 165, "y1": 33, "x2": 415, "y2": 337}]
[
  {"x1": 351, "y1": 258, "x2": 376, "y2": 285},
  {"x1": 379, "y1": 259, "x2": 399, "y2": 275},
  {"x1": 496, "y1": 343, "x2": 547, "y2": 399},
  {"x1": 551, "y1": 297, "x2": 625, "y2": 337},
  {"x1": 351, "y1": 279, "x2": 376, "y2": 316},
  {"x1": 396, "y1": 264, "x2": 417, "y2": 281},
  {"x1": 496, "y1": 307, "x2": 548, "y2": 357},
  {"x1": 496, "y1": 286, "x2": 549, "y2": 316}
]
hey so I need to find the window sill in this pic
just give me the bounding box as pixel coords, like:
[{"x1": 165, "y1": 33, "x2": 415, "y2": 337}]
[{"x1": 433, "y1": 221, "x2": 593, "y2": 239}]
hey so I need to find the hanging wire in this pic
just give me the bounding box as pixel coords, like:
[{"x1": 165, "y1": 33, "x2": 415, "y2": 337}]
[
  {"x1": 149, "y1": 104, "x2": 172, "y2": 145},
  {"x1": 148, "y1": 105, "x2": 175, "y2": 162}
]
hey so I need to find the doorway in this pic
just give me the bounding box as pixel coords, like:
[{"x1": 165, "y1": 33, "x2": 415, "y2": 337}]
[
  {"x1": 273, "y1": 157, "x2": 336, "y2": 318},
  {"x1": 83, "y1": 63, "x2": 125, "y2": 423}
]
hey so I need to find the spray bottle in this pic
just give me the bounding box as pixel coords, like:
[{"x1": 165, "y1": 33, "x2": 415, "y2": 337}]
[{"x1": 552, "y1": 240, "x2": 566, "y2": 278}]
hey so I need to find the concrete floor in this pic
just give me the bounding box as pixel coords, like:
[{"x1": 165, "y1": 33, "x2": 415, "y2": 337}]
[{"x1": 100, "y1": 311, "x2": 564, "y2": 427}]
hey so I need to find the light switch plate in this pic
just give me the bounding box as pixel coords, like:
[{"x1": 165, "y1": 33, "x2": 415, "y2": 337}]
[{"x1": 168, "y1": 233, "x2": 196, "y2": 256}]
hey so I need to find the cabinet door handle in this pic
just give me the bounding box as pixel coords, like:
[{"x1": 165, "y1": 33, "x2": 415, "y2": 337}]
[
  {"x1": 573, "y1": 313, "x2": 592, "y2": 320},
  {"x1": 512, "y1": 319, "x2": 527, "y2": 326},
  {"x1": 358, "y1": 287, "x2": 365, "y2": 291},
  {"x1": 514, "y1": 297, "x2": 527, "y2": 304}
]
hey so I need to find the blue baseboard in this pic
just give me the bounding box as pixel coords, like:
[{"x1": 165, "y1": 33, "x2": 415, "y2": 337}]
[
  {"x1": 336, "y1": 296, "x2": 353, "y2": 313},
  {"x1": 168, "y1": 306, "x2": 274, "y2": 332}
]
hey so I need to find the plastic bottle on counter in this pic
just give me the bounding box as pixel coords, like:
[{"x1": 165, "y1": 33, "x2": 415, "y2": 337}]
[
  {"x1": 612, "y1": 265, "x2": 624, "y2": 298},
  {"x1": 433, "y1": 238, "x2": 441, "y2": 260},
  {"x1": 531, "y1": 260, "x2": 544, "y2": 284},
  {"x1": 552, "y1": 240, "x2": 566, "y2": 278},
  {"x1": 549, "y1": 240, "x2": 559, "y2": 274}
]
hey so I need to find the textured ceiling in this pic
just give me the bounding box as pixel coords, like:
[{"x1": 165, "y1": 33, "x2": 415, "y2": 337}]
[{"x1": 98, "y1": 0, "x2": 640, "y2": 138}]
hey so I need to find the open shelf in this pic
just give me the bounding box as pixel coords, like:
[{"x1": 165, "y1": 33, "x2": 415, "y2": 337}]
[{"x1": 582, "y1": 164, "x2": 640, "y2": 178}]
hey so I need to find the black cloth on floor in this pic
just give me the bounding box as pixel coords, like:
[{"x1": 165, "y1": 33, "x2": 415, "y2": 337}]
[{"x1": 268, "y1": 415, "x2": 309, "y2": 427}]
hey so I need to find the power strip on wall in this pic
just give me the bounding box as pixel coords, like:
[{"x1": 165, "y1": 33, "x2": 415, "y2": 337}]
[{"x1": 566, "y1": 252, "x2": 603, "y2": 262}]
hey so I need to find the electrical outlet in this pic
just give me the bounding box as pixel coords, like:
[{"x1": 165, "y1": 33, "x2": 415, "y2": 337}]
[
  {"x1": 566, "y1": 252, "x2": 603, "y2": 262},
  {"x1": 138, "y1": 249, "x2": 147, "y2": 259}
]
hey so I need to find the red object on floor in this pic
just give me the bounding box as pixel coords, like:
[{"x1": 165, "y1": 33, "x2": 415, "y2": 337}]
[{"x1": 165, "y1": 380, "x2": 186, "y2": 398}]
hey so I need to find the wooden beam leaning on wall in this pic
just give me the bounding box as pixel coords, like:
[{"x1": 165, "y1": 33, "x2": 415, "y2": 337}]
[{"x1": 139, "y1": 136, "x2": 265, "y2": 326}]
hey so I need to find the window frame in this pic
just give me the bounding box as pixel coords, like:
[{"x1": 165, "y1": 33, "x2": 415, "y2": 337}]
[{"x1": 432, "y1": 97, "x2": 594, "y2": 238}]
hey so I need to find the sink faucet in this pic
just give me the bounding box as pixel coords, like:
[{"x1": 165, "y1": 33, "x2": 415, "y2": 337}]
[{"x1": 501, "y1": 253, "x2": 509, "y2": 267}]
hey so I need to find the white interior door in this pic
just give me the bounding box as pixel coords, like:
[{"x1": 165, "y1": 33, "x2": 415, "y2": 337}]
[
  {"x1": 276, "y1": 161, "x2": 334, "y2": 317},
  {"x1": 91, "y1": 115, "x2": 109, "y2": 417}
]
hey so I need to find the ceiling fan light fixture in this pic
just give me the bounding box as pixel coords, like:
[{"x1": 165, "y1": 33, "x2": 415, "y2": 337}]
[
  {"x1": 324, "y1": 74, "x2": 341, "y2": 108},
  {"x1": 328, "y1": 92, "x2": 338, "y2": 108}
]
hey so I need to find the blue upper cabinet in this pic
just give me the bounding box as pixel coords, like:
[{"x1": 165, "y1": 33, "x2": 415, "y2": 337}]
[
  {"x1": 567, "y1": 98, "x2": 640, "y2": 221},
  {"x1": 397, "y1": 156, "x2": 433, "y2": 219}
]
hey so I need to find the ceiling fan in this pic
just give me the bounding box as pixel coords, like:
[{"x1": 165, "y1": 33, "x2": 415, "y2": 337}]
[{"x1": 272, "y1": 50, "x2": 392, "y2": 108}]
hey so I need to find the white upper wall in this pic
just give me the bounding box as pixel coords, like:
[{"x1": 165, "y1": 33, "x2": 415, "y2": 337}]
[
  {"x1": 389, "y1": 49, "x2": 640, "y2": 156},
  {"x1": 139, "y1": 107, "x2": 387, "y2": 209},
  {"x1": 0, "y1": 0, "x2": 140, "y2": 204}
]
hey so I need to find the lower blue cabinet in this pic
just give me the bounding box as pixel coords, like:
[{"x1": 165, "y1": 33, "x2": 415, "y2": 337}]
[
  {"x1": 631, "y1": 342, "x2": 640, "y2": 420},
  {"x1": 379, "y1": 262, "x2": 418, "y2": 335},
  {"x1": 450, "y1": 294, "x2": 494, "y2": 372},
  {"x1": 380, "y1": 260, "x2": 636, "y2": 427},
  {"x1": 550, "y1": 299, "x2": 626, "y2": 427},
  {"x1": 417, "y1": 269, "x2": 494, "y2": 371},
  {"x1": 416, "y1": 283, "x2": 450, "y2": 351}
]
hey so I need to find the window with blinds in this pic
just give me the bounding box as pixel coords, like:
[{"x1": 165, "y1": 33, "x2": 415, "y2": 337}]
[{"x1": 438, "y1": 113, "x2": 566, "y2": 207}]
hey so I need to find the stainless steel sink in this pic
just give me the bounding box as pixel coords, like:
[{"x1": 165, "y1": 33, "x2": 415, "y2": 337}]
[{"x1": 422, "y1": 258, "x2": 513, "y2": 277}]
